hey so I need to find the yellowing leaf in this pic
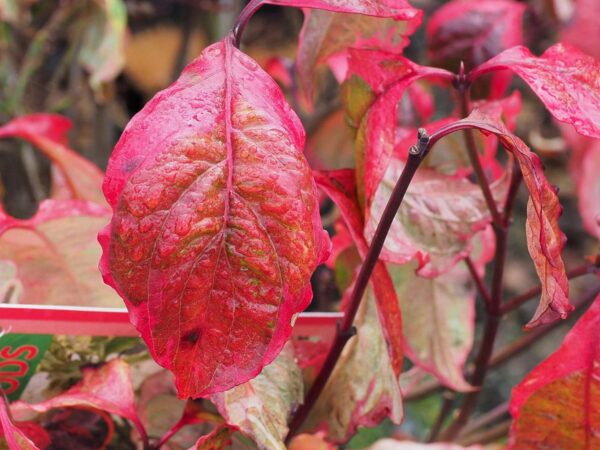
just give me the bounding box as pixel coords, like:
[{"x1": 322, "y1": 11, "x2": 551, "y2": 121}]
[{"x1": 210, "y1": 343, "x2": 303, "y2": 450}]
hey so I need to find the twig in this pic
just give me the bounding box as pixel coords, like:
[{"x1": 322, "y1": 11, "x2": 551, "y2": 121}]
[
  {"x1": 427, "y1": 391, "x2": 456, "y2": 442},
  {"x1": 285, "y1": 130, "x2": 431, "y2": 442},
  {"x1": 500, "y1": 263, "x2": 599, "y2": 314},
  {"x1": 458, "y1": 401, "x2": 509, "y2": 439}
]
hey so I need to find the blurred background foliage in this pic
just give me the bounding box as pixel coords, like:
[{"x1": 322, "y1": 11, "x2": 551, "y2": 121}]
[{"x1": 0, "y1": 0, "x2": 598, "y2": 447}]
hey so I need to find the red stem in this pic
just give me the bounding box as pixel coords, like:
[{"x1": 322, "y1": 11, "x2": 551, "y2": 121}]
[
  {"x1": 464, "y1": 256, "x2": 491, "y2": 307},
  {"x1": 232, "y1": 0, "x2": 262, "y2": 48},
  {"x1": 285, "y1": 130, "x2": 431, "y2": 442}
]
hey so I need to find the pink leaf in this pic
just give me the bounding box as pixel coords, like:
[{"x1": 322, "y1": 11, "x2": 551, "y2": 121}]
[
  {"x1": 0, "y1": 114, "x2": 107, "y2": 205},
  {"x1": 389, "y1": 261, "x2": 476, "y2": 392},
  {"x1": 427, "y1": 0, "x2": 526, "y2": 70},
  {"x1": 100, "y1": 37, "x2": 330, "y2": 398},
  {"x1": 0, "y1": 200, "x2": 121, "y2": 307},
  {"x1": 470, "y1": 43, "x2": 600, "y2": 138},
  {"x1": 508, "y1": 293, "x2": 600, "y2": 449},
  {"x1": 11, "y1": 359, "x2": 147, "y2": 445},
  {"x1": 258, "y1": 0, "x2": 420, "y2": 17},
  {"x1": 459, "y1": 105, "x2": 571, "y2": 328},
  {"x1": 0, "y1": 396, "x2": 40, "y2": 450}
]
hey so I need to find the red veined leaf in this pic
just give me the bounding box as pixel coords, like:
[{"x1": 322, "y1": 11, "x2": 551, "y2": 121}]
[
  {"x1": 508, "y1": 293, "x2": 600, "y2": 449},
  {"x1": 314, "y1": 169, "x2": 403, "y2": 375},
  {"x1": 78, "y1": 0, "x2": 127, "y2": 90},
  {"x1": 296, "y1": 6, "x2": 421, "y2": 101},
  {"x1": 0, "y1": 200, "x2": 121, "y2": 307},
  {"x1": 345, "y1": 49, "x2": 453, "y2": 205},
  {"x1": 288, "y1": 432, "x2": 337, "y2": 449},
  {"x1": 10, "y1": 359, "x2": 147, "y2": 445},
  {"x1": 458, "y1": 104, "x2": 571, "y2": 328},
  {"x1": 367, "y1": 440, "x2": 484, "y2": 449},
  {"x1": 365, "y1": 155, "x2": 510, "y2": 277},
  {"x1": 388, "y1": 261, "x2": 475, "y2": 392},
  {"x1": 469, "y1": 43, "x2": 600, "y2": 139},
  {"x1": 0, "y1": 114, "x2": 106, "y2": 206},
  {"x1": 426, "y1": 0, "x2": 526, "y2": 70},
  {"x1": 560, "y1": 0, "x2": 600, "y2": 60},
  {"x1": 100, "y1": 37, "x2": 330, "y2": 398},
  {"x1": 210, "y1": 343, "x2": 302, "y2": 450},
  {"x1": 0, "y1": 396, "x2": 40, "y2": 450},
  {"x1": 188, "y1": 425, "x2": 233, "y2": 450},
  {"x1": 306, "y1": 286, "x2": 403, "y2": 443}
]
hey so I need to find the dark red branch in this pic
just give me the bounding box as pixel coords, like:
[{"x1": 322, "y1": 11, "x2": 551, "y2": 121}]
[
  {"x1": 464, "y1": 257, "x2": 491, "y2": 307},
  {"x1": 232, "y1": 0, "x2": 262, "y2": 48}
]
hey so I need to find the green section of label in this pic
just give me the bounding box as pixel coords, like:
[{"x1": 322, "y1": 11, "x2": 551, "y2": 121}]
[{"x1": 0, "y1": 334, "x2": 53, "y2": 401}]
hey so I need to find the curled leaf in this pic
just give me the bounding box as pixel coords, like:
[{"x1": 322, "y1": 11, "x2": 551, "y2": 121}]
[
  {"x1": 210, "y1": 343, "x2": 303, "y2": 450},
  {"x1": 100, "y1": 38, "x2": 330, "y2": 398},
  {"x1": 470, "y1": 44, "x2": 600, "y2": 138},
  {"x1": 508, "y1": 293, "x2": 600, "y2": 449},
  {"x1": 461, "y1": 105, "x2": 571, "y2": 328},
  {"x1": 0, "y1": 200, "x2": 121, "y2": 307}
]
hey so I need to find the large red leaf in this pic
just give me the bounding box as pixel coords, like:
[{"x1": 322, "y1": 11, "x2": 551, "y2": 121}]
[
  {"x1": 0, "y1": 200, "x2": 121, "y2": 307},
  {"x1": 426, "y1": 0, "x2": 526, "y2": 70},
  {"x1": 0, "y1": 114, "x2": 106, "y2": 205},
  {"x1": 100, "y1": 37, "x2": 330, "y2": 398},
  {"x1": 469, "y1": 44, "x2": 600, "y2": 139},
  {"x1": 10, "y1": 359, "x2": 147, "y2": 444},
  {"x1": 210, "y1": 343, "x2": 302, "y2": 450},
  {"x1": 365, "y1": 155, "x2": 509, "y2": 277},
  {"x1": 458, "y1": 105, "x2": 571, "y2": 328},
  {"x1": 508, "y1": 293, "x2": 600, "y2": 449},
  {"x1": 0, "y1": 396, "x2": 40, "y2": 450}
]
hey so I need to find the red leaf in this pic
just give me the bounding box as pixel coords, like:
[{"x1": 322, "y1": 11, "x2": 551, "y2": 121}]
[
  {"x1": 11, "y1": 359, "x2": 147, "y2": 444},
  {"x1": 188, "y1": 425, "x2": 233, "y2": 450},
  {"x1": 100, "y1": 37, "x2": 330, "y2": 398},
  {"x1": 0, "y1": 200, "x2": 121, "y2": 307},
  {"x1": 508, "y1": 293, "x2": 600, "y2": 449},
  {"x1": 314, "y1": 169, "x2": 403, "y2": 374},
  {"x1": 460, "y1": 105, "x2": 571, "y2": 328},
  {"x1": 426, "y1": 0, "x2": 526, "y2": 70},
  {"x1": 345, "y1": 49, "x2": 453, "y2": 205},
  {"x1": 0, "y1": 396, "x2": 40, "y2": 450},
  {"x1": 0, "y1": 114, "x2": 106, "y2": 205},
  {"x1": 470, "y1": 43, "x2": 600, "y2": 139}
]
